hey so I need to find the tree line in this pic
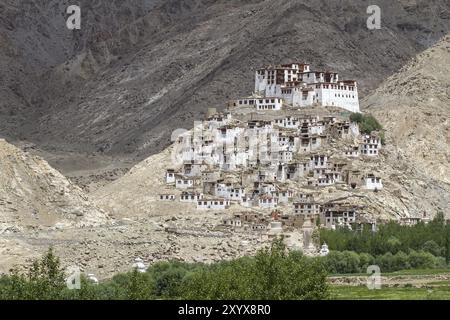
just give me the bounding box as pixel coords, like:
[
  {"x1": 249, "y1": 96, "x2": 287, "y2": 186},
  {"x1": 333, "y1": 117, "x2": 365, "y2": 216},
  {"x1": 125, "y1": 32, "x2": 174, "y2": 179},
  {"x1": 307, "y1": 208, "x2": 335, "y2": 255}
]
[
  {"x1": 0, "y1": 239, "x2": 329, "y2": 300},
  {"x1": 319, "y1": 212, "x2": 450, "y2": 273},
  {"x1": 2, "y1": 214, "x2": 449, "y2": 300}
]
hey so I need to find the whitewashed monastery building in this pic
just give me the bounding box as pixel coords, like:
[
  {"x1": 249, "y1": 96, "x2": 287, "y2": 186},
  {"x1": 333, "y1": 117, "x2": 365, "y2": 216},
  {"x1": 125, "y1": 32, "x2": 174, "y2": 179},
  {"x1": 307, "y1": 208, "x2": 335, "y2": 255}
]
[{"x1": 255, "y1": 63, "x2": 360, "y2": 112}]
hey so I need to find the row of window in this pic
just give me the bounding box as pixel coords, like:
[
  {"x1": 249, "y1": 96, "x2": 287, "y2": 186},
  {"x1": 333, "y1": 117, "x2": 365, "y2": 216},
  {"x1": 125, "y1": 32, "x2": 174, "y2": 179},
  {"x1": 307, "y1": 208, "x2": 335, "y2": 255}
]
[
  {"x1": 335, "y1": 93, "x2": 355, "y2": 98},
  {"x1": 198, "y1": 201, "x2": 226, "y2": 205},
  {"x1": 257, "y1": 105, "x2": 278, "y2": 110},
  {"x1": 238, "y1": 99, "x2": 280, "y2": 104}
]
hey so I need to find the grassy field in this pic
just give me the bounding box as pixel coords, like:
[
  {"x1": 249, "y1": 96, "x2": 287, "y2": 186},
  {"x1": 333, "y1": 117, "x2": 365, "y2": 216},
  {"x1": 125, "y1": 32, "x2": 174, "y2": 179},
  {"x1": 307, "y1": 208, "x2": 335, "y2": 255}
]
[
  {"x1": 331, "y1": 285, "x2": 450, "y2": 300},
  {"x1": 329, "y1": 269, "x2": 450, "y2": 300},
  {"x1": 330, "y1": 268, "x2": 450, "y2": 277}
]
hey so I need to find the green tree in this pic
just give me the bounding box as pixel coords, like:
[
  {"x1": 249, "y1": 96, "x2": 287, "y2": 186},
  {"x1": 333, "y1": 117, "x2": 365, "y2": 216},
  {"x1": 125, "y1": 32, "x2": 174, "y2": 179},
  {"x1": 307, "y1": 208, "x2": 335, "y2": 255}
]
[
  {"x1": 408, "y1": 250, "x2": 438, "y2": 269},
  {"x1": 387, "y1": 236, "x2": 402, "y2": 254},
  {"x1": 125, "y1": 269, "x2": 154, "y2": 300},
  {"x1": 392, "y1": 251, "x2": 410, "y2": 271},
  {"x1": 181, "y1": 238, "x2": 329, "y2": 300},
  {"x1": 421, "y1": 240, "x2": 444, "y2": 257}
]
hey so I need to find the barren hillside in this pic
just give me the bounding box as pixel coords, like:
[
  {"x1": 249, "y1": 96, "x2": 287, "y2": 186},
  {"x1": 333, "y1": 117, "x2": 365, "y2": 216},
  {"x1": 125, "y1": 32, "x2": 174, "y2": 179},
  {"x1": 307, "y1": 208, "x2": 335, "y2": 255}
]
[
  {"x1": 0, "y1": 139, "x2": 108, "y2": 231},
  {"x1": 363, "y1": 34, "x2": 450, "y2": 186}
]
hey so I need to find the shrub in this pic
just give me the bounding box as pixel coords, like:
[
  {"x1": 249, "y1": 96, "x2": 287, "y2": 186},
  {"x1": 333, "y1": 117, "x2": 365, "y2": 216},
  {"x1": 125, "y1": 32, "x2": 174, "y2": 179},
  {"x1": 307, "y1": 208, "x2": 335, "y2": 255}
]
[
  {"x1": 350, "y1": 112, "x2": 383, "y2": 135},
  {"x1": 376, "y1": 252, "x2": 395, "y2": 273},
  {"x1": 408, "y1": 250, "x2": 439, "y2": 269},
  {"x1": 359, "y1": 253, "x2": 375, "y2": 271},
  {"x1": 421, "y1": 240, "x2": 444, "y2": 257},
  {"x1": 392, "y1": 251, "x2": 410, "y2": 271}
]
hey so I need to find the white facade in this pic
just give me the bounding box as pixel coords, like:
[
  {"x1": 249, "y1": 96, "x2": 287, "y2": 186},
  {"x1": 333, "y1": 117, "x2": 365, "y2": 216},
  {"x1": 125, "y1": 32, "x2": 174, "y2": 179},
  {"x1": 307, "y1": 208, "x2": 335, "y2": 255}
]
[
  {"x1": 344, "y1": 146, "x2": 360, "y2": 157},
  {"x1": 255, "y1": 63, "x2": 360, "y2": 113},
  {"x1": 294, "y1": 202, "x2": 321, "y2": 216},
  {"x1": 223, "y1": 218, "x2": 242, "y2": 228},
  {"x1": 233, "y1": 97, "x2": 283, "y2": 111},
  {"x1": 364, "y1": 175, "x2": 383, "y2": 190},
  {"x1": 310, "y1": 155, "x2": 328, "y2": 169},
  {"x1": 360, "y1": 134, "x2": 382, "y2": 156},
  {"x1": 271, "y1": 190, "x2": 293, "y2": 203},
  {"x1": 180, "y1": 192, "x2": 204, "y2": 202},
  {"x1": 317, "y1": 172, "x2": 342, "y2": 187},
  {"x1": 175, "y1": 176, "x2": 195, "y2": 189},
  {"x1": 197, "y1": 199, "x2": 231, "y2": 210},
  {"x1": 214, "y1": 183, "x2": 246, "y2": 200},
  {"x1": 258, "y1": 196, "x2": 278, "y2": 208},
  {"x1": 166, "y1": 170, "x2": 176, "y2": 184}
]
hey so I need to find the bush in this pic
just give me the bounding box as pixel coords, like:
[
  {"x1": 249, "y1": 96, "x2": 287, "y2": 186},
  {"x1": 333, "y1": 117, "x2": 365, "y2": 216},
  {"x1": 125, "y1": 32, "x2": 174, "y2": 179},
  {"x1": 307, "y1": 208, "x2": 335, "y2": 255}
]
[
  {"x1": 392, "y1": 251, "x2": 410, "y2": 271},
  {"x1": 147, "y1": 261, "x2": 202, "y2": 298},
  {"x1": 421, "y1": 240, "x2": 444, "y2": 257},
  {"x1": 408, "y1": 250, "x2": 440, "y2": 269},
  {"x1": 323, "y1": 248, "x2": 446, "y2": 274},
  {"x1": 322, "y1": 251, "x2": 364, "y2": 274},
  {"x1": 376, "y1": 252, "x2": 395, "y2": 272},
  {"x1": 386, "y1": 237, "x2": 402, "y2": 254},
  {"x1": 350, "y1": 113, "x2": 383, "y2": 135},
  {"x1": 359, "y1": 253, "x2": 375, "y2": 271}
]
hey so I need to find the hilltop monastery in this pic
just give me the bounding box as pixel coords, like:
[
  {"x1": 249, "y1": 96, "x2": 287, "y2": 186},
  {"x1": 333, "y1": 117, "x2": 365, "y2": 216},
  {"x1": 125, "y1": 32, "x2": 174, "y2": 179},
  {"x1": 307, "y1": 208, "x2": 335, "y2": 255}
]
[
  {"x1": 159, "y1": 62, "x2": 389, "y2": 246},
  {"x1": 255, "y1": 63, "x2": 360, "y2": 112}
]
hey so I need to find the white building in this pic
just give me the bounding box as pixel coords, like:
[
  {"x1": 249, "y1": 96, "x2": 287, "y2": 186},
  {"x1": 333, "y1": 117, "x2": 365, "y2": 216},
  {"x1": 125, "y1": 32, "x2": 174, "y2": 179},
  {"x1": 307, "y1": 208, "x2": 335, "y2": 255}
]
[
  {"x1": 296, "y1": 193, "x2": 315, "y2": 203},
  {"x1": 214, "y1": 183, "x2": 246, "y2": 200},
  {"x1": 272, "y1": 116, "x2": 301, "y2": 129},
  {"x1": 232, "y1": 97, "x2": 283, "y2": 111},
  {"x1": 310, "y1": 154, "x2": 328, "y2": 169},
  {"x1": 360, "y1": 134, "x2": 382, "y2": 156},
  {"x1": 240, "y1": 196, "x2": 254, "y2": 207},
  {"x1": 364, "y1": 174, "x2": 383, "y2": 190},
  {"x1": 322, "y1": 205, "x2": 357, "y2": 229},
  {"x1": 223, "y1": 217, "x2": 242, "y2": 228},
  {"x1": 271, "y1": 189, "x2": 294, "y2": 203},
  {"x1": 278, "y1": 150, "x2": 293, "y2": 163},
  {"x1": 165, "y1": 169, "x2": 176, "y2": 184},
  {"x1": 181, "y1": 162, "x2": 206, "y2": 177},
  {"x1": 197, "y1": 199, "x2": 231, "y2": 210},
  {"x1": 298, "y1": 134, "x2": 323, "y2": 153},
  {"x1": 258, "y1": 195, "x2": 278, "y2": 209},
  {"x1": 294, "y1": 202, "x2": 321, "y2": 217},
  {"x1": 343, "y1": 146, "x2": 360, "y2": 158},
  {"x1": 180, "y1": 191, "x2": 204, "y2": 202},
  {"x1": 255, "y1": 63, "x2": 360, "y2": 112},
  {"x1": 175, "y1": 175, "x2": 196, "y2": 189}
]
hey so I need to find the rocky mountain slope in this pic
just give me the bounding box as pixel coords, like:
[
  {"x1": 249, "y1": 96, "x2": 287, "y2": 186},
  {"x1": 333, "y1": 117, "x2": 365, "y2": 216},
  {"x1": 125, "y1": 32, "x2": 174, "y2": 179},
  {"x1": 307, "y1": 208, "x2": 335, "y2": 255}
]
[
  {"x1": 363, "y1": 34, "x2": 450, "y2": 188},
  {"x1": 0, "y1": 138, "x2": 108, "y2": 232},
  {"x1": 1, "y1": 0, "x2": 449, "y2": 175},
  {"x1": 0, "y1": 0, "x2": 161, "y2": 135},
  {"x1": 0, "y1": 145, "x2": 264, "y2": 278}
]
